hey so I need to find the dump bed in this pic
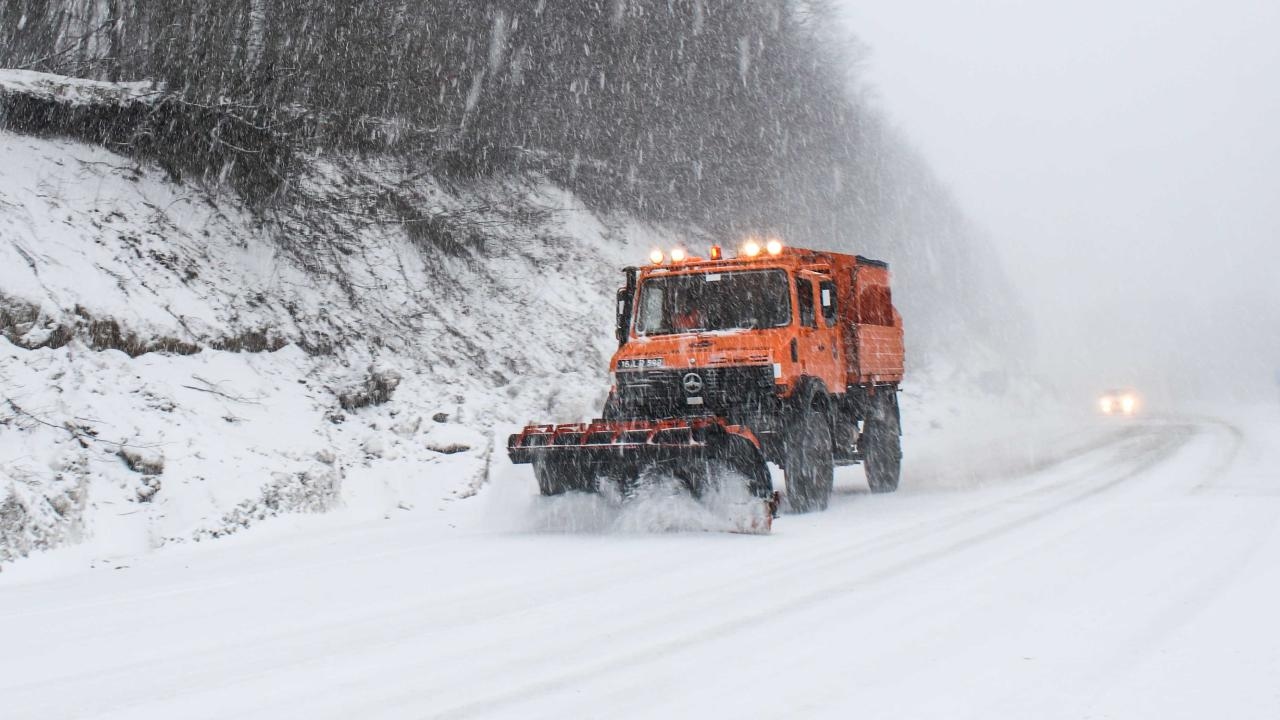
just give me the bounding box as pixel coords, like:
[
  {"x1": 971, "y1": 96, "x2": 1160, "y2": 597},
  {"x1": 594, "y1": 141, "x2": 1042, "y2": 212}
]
[{"x1": 825, "y1": 253, "x2": 905, "y2": 386}]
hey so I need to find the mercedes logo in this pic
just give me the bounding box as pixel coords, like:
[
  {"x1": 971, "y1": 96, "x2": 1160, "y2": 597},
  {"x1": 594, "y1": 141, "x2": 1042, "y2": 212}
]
[{"x1": 682, "y1": 372, "x2": 704, "y2": 395}]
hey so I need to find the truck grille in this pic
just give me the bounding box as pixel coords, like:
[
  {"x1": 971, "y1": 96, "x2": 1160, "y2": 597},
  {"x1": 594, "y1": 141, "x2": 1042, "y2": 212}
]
[{"x1": 615, "y1": 365, "x2": 776, "y2": 419}]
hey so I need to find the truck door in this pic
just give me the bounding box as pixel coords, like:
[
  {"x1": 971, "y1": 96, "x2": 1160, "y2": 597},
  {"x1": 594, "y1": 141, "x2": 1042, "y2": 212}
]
[{"x1": 795, "y1": 274, "x2": 843, "y2": 390}]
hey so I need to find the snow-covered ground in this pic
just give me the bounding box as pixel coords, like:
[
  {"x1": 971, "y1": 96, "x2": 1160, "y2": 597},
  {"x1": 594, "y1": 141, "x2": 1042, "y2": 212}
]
[{"x1": 2, "y1": 406, "x2": 1277, "y2": 719}]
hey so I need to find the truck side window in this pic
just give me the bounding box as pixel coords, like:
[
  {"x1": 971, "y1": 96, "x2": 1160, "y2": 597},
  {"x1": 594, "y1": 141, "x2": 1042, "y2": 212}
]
[
  {"x1": 797, "y1": 279, "x2": 816, "y2": 328},
  {"x1": 820, "y1": 281, "x2": 837, "y2": 328}
]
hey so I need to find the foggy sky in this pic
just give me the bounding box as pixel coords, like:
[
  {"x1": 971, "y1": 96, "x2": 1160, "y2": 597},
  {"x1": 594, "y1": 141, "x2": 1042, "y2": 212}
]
[{"x1": 837, "y1": 0, "x2": 1280, "y2": 402}]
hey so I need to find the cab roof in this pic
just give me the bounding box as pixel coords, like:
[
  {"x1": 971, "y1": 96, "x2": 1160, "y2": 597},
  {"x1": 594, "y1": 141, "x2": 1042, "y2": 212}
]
[{"x1": 629, "y1": 247, "x2": 888, "y2": 276}]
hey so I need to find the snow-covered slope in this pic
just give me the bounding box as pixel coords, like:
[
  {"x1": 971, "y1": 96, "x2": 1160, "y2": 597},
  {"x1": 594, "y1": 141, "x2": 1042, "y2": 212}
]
[{"x1": 0, "y1": 129, "x2": 674, "y2": 567}]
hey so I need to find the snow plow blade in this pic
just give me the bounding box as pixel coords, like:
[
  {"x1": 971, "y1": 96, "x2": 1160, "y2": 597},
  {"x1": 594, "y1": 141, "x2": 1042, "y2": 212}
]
[{"x1": 508, "y1": 417, "x2": 778, "y2": 533}]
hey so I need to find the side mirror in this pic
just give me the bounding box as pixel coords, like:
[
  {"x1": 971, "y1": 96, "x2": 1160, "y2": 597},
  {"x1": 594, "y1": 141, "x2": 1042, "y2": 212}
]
[{"x1": 615, "y1": 287, "x2": 632, "y2": 346}]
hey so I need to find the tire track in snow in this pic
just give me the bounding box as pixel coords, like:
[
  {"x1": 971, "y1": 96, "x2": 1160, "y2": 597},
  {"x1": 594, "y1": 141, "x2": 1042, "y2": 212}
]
[
  {"x1": 1189, "y1": 417, "x2": 1246, "y2": 493},
  {"x1": 426, "y1": 425, "x2": 1185, "y2": 663},
  {"x1": 382, "y1": 424, "x2": 1174, "y2": 644},
  {"x1": 535, "y1": 422, "x2": 1166, "y2": 612},
  {"x1": 404, "y1": 425, "x2": 1169, "y2": 673},
  {"x1": 419, "y1": 423, "x2": 1197, "y2": 719},
  {"x1": 2, "y1": 423, "x2": 1199, "y2": 720}
]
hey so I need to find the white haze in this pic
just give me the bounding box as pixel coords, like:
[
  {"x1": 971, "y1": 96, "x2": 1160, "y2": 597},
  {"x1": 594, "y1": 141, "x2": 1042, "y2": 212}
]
[{"x1": 837, "y1": 0, "x2": 1280, "y2": 406}]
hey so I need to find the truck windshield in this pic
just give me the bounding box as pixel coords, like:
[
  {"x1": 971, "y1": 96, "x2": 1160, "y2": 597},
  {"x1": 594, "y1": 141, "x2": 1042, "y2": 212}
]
[{"x1": 635, "y1": 269, "x2": 791, "y2": 336}]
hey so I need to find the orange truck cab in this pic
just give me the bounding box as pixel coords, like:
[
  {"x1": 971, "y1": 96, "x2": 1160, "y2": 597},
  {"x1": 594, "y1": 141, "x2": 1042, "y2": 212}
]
[
  {"x1": 508, "y1": 239, "x2": 905, "y2": 516},
  {"x1": 605, "y1": 241, "x2": 905, "y2": 503}
]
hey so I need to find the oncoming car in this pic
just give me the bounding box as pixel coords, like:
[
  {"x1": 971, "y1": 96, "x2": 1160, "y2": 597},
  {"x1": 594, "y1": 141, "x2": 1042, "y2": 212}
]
[{"x1": 1098, "y1": 388, "x2": 1140, "y2": 416}]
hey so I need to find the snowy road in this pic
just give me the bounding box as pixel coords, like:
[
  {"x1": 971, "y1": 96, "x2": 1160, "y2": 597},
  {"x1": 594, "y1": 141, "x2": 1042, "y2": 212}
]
[{"x1": 3, "y1": 410, "x2": 1279, "y2": 719}]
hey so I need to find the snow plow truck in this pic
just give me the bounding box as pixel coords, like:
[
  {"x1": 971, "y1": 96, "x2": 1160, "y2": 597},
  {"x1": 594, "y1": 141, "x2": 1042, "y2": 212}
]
[{"x1": 507, "y1": 238, "x2": 905, "y2": 531}]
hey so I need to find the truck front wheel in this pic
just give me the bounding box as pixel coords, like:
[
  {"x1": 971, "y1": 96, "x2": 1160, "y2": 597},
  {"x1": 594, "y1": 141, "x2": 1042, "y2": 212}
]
[
  {"x1": 533, "y1": 456, "x2": 594, "y2": 496},
  {"x1": 784, "y1": 409, "x2": 834, "y2": 512}
]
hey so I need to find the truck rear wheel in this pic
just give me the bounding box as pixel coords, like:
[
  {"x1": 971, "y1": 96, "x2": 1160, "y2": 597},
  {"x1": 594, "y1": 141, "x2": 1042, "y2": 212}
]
[
  {"x1": 863, "y1": 392, "x2": 902, "y2": 493},
  {"x1": 784, "y1": 409, "x2": 834, "y2": 513}
]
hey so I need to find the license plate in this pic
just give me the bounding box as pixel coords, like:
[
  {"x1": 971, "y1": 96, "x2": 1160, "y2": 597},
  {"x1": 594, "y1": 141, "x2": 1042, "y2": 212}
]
[
  {"x1": 686, "y1": 397, "x2": 704, "y2": 406},
  {"x1": 618, "y1": 358, "x2": 664, "y2": 370}
]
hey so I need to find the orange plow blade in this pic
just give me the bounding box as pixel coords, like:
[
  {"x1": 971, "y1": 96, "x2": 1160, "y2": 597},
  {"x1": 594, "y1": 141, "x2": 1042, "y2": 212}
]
[{"x1": 508, "y1": 416, "x2": 778, "y2": 533}]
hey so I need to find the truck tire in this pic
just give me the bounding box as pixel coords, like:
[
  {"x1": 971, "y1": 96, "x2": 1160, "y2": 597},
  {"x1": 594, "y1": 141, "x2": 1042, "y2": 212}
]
[
  {"x1": 863, "y1": 392, "x2": 902, "y2": 493},
  {"x1": 533, "y1": 456, "x2": 593, "y2": 496},
  {"x1": 784, "y1": 409, "x2": 834, "y2": 512}
]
